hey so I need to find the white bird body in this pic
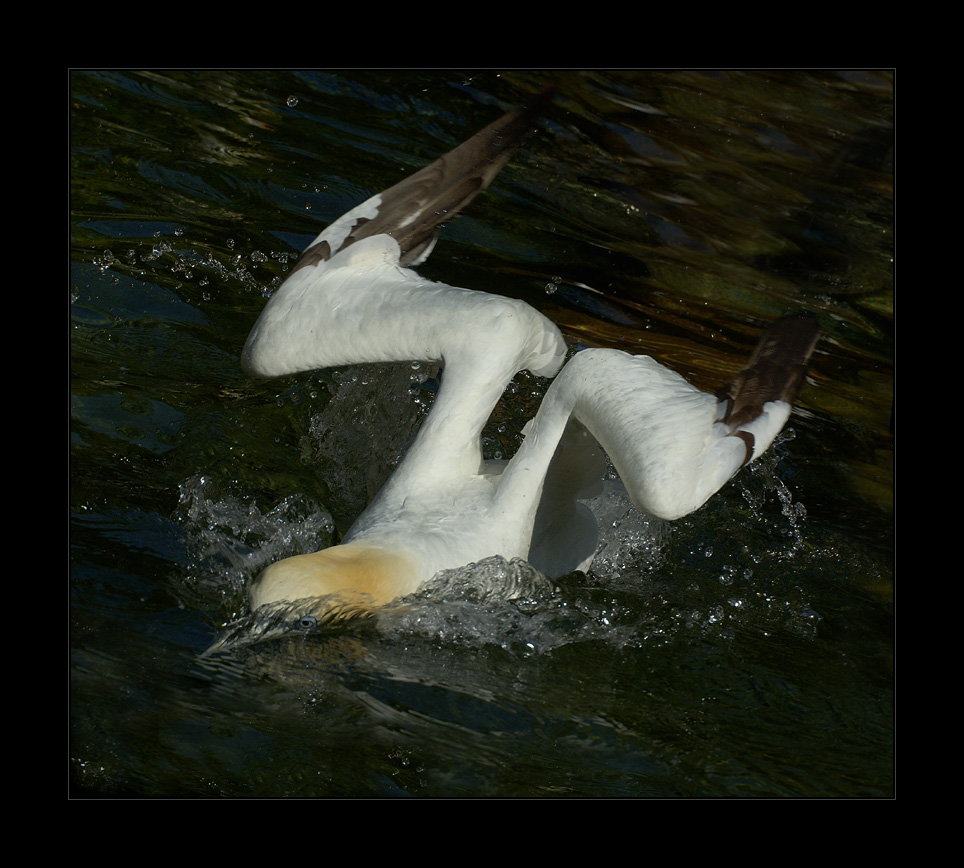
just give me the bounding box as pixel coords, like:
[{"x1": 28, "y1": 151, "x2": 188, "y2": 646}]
[{"x1": 242, "y1": 92, "x2": 818, "y2": 620}]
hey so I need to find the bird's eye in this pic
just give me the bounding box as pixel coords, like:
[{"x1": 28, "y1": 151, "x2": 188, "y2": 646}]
[{"x1": 298, "y1": 614, "x2": 318, "y2": 629}]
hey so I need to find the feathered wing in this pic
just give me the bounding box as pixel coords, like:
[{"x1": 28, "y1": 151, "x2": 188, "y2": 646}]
[
  {"x1": 242, "y1": 88, "x2": 556, "y2": 380},
  {"x1": 502, "y1": 313, "x2": 819, "y2": 547},
  {"x1": 241, "y1": 89, "x2": 565, "y2": 480},
  {"x1": 588, "y1": 313, "x2": 818, "y2": 520}
]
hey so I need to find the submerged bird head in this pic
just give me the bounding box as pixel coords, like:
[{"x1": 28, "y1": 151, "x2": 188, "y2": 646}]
[
  {"x1": 203, "y1": 543, "x2": 419, "y2": 656},
  {"x1": 249, "y1": 543, "x2": 421, "y2": 616}
]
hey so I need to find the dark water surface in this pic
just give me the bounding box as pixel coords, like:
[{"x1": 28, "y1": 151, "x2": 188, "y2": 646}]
[{"x1": 70, "y1": 70, "x2": 893, "y2": 798}]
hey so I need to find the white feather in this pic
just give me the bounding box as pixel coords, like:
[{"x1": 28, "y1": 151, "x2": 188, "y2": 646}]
[{"x1": 241, "y1": 95, "x2": 817, "y2": 619}]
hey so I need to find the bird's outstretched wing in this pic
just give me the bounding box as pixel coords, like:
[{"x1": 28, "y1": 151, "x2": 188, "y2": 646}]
[
  {"x1": 509, "y1": 313, "x2": 820, "y2": 526},
  {"x1": 596, "y1": 313, "x2": 819, "y2": 520},
  {"x1": 242, "y1": 88, "x2": 559, "y2": 383}
]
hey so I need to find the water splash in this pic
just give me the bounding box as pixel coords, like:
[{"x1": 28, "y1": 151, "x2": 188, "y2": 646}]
[
  {"x1": 309, "y1": 362, "x2": 437, "y2": 530},
  {"x1": 585, "y1": 476, "x2": 669, "y2": 580},
  {"x1": 414, "y1": 555, "x2": 557, "y2": 605},
  {"x1": 176, "y1": 474, "x2": 334, "y2": 606},
  {"x1": 203, "y1": 555, "x2": 559, "y2": 657},
  {"x1": 737, "y1": 430, "x2": 809, "y2": 556}
]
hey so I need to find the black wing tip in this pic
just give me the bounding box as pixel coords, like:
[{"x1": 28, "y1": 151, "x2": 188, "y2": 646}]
[
  {"x1": 482, "y1": 86, "x2": 555, "y2": 156},
  {"x1": 718, "y1": 310, "x2": 821, "y2": 427},
  {"x1": 773, "y1": 309, "x2": 820, "y2": 342},
  {"x1": 382, "y1": 90, "x2": 555, "y2": 265},
  {"x1": 750, "y1": 310, "x2": 820, "y2": 367}
]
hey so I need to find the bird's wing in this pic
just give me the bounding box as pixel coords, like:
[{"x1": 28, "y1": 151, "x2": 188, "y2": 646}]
[
  {"x1": 506, "y1": 314, "x2": 819, "y2": 526},
  {"x1": 579, "y1": 314, "x2": 819, "y2": 520},
  {"x1": 242, "y1": 88, "x2": 556, "y2": 381}
]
